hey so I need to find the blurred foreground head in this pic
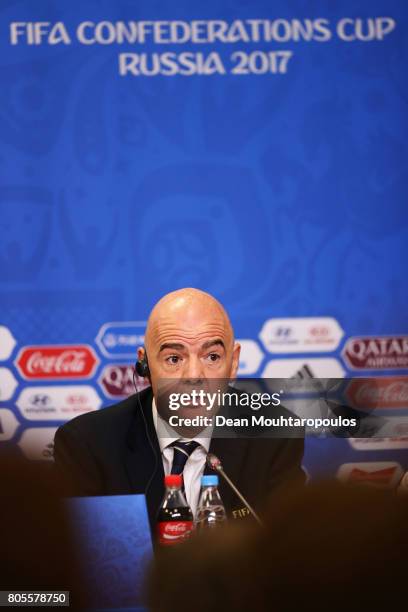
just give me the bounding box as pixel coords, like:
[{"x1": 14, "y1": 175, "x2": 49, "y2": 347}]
[
  {"x1": 148, "y1": 481, "x2": 408, "y2": 612},
  {"x1": 0, "y1": 453, "x2": 88, "y2": 608}
]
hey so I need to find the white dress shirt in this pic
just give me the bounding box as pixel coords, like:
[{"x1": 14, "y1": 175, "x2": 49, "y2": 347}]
[{"x1": 152, "y1": 399, "x2": 211, "y2": 516}]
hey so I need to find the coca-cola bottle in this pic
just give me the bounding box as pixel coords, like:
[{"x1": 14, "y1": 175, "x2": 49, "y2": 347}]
[{"x1": 156, "y1": 474, "x2": 194, "y2": 546}]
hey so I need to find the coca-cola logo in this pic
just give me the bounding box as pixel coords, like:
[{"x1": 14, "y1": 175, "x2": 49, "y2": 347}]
[
  {"x1": 164, "y1": 523, "x2": 188, "y2": 534},
  {"x1": 15, "y1": 345, "x2": 99, "y2": 380},
  {"x1": 343, "y1": 336, "x2": 408, "y2": 370},
  {"x1": 158, "y1": 521, "x2": 194, "y2": 545},
  {"x1": 346, "y1": 377, "x2": 408, "y2": 410}
]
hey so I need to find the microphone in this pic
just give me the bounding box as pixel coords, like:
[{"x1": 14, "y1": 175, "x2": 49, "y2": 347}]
[{"x1": 206, "y1": 453, "x2": 263, "y2": 526}]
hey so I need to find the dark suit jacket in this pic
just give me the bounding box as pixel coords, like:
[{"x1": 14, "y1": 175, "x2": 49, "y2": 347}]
[{"x1": 54, "y1": 387, "x2": 305, "y2": 532}]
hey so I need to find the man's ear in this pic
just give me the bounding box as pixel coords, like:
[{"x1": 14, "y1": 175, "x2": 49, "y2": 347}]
[
  {"x1": 230, "y1": 342, "x2": 241, "y2": 379},
  {"x1": 137, "y1": 346, "x2": 146, "y2": 362},
  {"x1": 136, "y1": 346, "x2": 151, "y2": 381}
]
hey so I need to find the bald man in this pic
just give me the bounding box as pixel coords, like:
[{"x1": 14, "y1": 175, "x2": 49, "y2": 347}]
[{"x1": 54, "y1": 289, "x2": 305, "y2": 532}]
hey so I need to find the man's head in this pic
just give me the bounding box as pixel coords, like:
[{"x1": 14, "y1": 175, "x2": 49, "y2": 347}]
[{"x1": 137, "y1": 288, "x2": 240, "y2": 399}]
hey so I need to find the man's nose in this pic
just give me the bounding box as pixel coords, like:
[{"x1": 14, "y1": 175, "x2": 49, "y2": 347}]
[{"x1": 182, "y1": 355, "x2": 204, "y2": 383}]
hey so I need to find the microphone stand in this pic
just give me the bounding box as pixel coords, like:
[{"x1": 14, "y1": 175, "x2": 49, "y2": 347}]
[{"x1": 207, "y1": 454, "x2": 263, "y2": 526}]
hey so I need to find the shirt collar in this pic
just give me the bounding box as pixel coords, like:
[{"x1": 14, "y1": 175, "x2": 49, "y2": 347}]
[{"x1": 152, "y1": 397, "x2": 211, "y2": 453}]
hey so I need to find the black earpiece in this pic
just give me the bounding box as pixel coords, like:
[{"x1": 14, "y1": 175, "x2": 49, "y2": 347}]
[
  {"x1": 135, "y1": 350, "x2": 150, "y2": 378},
  {"x1": 132, "y1": 351, "x2": 158, "y2": 498}
]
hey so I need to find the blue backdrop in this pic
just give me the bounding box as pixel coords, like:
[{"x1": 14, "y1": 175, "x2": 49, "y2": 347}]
[{"x1": 1, "y1": 0, "x2": 408, "y2": 487}]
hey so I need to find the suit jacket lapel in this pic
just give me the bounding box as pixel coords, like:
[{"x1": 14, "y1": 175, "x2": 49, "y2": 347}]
[{"x1": 123, "y1": 389, "x2": 164, "y2": 526}]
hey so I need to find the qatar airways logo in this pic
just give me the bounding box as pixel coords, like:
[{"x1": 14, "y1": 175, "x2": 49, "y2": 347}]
[
  {"x1": 343, "y1": 336, "x2": 408, "y2": 370},
  {"x1": 15, "y1": 345, "x2": 99, "y2": 380}
]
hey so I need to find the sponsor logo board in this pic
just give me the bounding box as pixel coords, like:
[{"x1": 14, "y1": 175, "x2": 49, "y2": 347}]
[
  {"x1": 0, "y1": 408, "x2": 19, "y2": 441},
  {"x1": 262, "y1": 358, "x2": 345, "y2": 378},
  {"x1": 259, "y1": 317, "x2": 344, "y2": 353},
  {"x1": 15, "y1": 345, "x2": 99, "y2": 380},
  {"x1": 17, "y1": 427, "x2": 57, "y2": 461},
  {"x1": 0, "y1": 326, "x2": 16, "y2": 360},
  {"x1": 0, "y1": 367, "x2": 18, "y2": 400},
  {"x1": 349, "y1": 437, "x2": 408, "y2": 451},
  {"x1": 237, "y1": 340, "x2": 264, "y2": 375},
  {"x1": 96, "y1": 322, "x2": 146, "y2": 358},
  {"x1": 366, "y1": 417, "x2": 408, "y2": 439},
  {"x1": 343, "y1": 336, "x2": 408, "y2": 370},
  {"x1": 346, "y1": 377, "x2": 408, "y2": 410},
  {"x1": 98, "y1": 364, "x2": 149, "y2": 398},
  {"x1": 336, "y1": 461, "x2": 403, "y2": 488},
  {"x1": 16, "y1": 386, "x2": 101, "y2": 420}
]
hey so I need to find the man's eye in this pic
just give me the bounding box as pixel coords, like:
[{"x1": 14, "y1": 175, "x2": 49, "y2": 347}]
[
  {"x1": 166, "y1": 355, "x2": 181, "y2": 365},
  {"x1": 207, "y1": 353, "x2": 221, "y2": 362}
]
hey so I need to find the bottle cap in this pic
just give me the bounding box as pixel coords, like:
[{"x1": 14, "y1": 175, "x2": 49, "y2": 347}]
[
  {"x1": 164, "y1": 474, "x2": 182, "y2": 488},
  {"x1": 201, "y1": 475, "x2": 218, "y2": 487}
]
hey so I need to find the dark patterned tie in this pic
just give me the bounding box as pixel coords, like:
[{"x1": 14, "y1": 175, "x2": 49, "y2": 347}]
[{"x1": 170, "y1": 440, "x2": 200, "y2": 475}]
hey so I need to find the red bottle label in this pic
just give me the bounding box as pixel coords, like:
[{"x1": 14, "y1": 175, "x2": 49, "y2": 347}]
[{"x1": 157, "y1": 521, "x2": 194, "y2": 546}]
